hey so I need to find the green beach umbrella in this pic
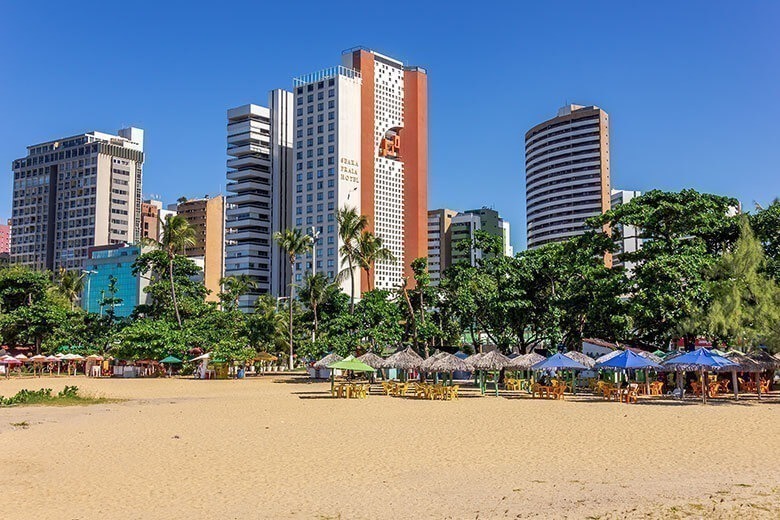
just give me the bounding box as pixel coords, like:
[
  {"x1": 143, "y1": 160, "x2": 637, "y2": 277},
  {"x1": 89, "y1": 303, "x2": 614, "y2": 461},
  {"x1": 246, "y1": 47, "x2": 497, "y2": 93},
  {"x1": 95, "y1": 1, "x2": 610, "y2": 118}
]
[
  {"x1": 160, "y1": 355, "x2": 182, "y2": 364},
  {"x1": 327, "y1": 357, "x2": 376, "y2": 372}
]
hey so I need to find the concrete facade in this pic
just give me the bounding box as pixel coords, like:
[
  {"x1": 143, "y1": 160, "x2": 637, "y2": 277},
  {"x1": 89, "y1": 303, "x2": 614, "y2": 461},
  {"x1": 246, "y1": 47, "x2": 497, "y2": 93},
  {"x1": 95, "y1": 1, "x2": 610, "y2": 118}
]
[
  {"x1": 525, "y1": 105, "x2": 611, "y2": 249},
  {"x1": 10, "y1": 127, "x2": 144, "y2": 271},
  {"x1": 225, "y1": 91, "x2": 294, "y2": 311},
  {"x1": 427, "y1": 208, "x2": 457, "y2": 285},
  {"x1": 610, "y1": 189, "x2": 642, "y2": 272},
  {"x1": 291, "y1": 48, "x2": 428, "y2": 294},
  {"x1": 176, "y1": 196, "x2": 225, "y2": 302}
]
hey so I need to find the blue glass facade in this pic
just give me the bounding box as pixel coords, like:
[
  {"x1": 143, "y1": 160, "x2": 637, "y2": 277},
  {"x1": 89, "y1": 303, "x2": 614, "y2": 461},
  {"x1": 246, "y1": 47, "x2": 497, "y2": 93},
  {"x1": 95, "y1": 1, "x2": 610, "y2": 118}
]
[{"x1": 82, "y1": 245, "x2": 144, "y2": 317}]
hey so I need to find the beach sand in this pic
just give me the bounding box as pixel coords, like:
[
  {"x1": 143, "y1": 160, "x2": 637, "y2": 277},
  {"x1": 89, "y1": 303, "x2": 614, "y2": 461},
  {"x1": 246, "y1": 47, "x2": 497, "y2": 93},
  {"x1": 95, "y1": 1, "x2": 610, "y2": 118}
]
[{"x1": 1, "y1": 375, "x2": 778, "y2": 519}]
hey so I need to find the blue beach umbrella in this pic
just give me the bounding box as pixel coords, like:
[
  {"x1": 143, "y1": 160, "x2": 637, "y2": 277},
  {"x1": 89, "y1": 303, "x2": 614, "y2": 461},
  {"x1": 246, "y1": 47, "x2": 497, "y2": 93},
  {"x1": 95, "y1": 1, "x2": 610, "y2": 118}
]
[
  {"x1": 595, "y1": 350, "x2": 662, "y2": 370},
  {"x1": 662, "y1": 348, "x2": 737, "y2": 403},
  {"x1": 532, "y1": 353, "x2": 588, "y2": 371}
]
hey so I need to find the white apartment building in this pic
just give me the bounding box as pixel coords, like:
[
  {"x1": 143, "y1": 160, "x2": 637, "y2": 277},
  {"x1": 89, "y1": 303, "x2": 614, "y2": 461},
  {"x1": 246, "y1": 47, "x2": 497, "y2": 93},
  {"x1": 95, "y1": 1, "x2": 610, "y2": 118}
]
[
  {"x1": 525, "y1": 105, "x2": 611, "y2": 249},
  {"x1": 11, "y1": 127, "x2": 144, "y2": 271},
  {"x1": 291, "y1": 66, "x2": 362, "y2": 295},
  {"x1": 610, "y1": 189, "x2": 642, "y2": 271},
  {"x1": 225, "y1": 90, "x2": 294, "y2": 310},
  {"x1": 291, "y1": 48, "x2": 428, "y2": 296}
]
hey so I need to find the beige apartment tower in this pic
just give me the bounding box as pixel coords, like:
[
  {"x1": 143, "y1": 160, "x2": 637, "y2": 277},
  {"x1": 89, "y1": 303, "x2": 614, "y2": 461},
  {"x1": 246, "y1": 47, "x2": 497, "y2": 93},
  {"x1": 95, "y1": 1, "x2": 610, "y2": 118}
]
[
  {"x1": 525, "y1": 105, "x2": 611, "y2": 250},
  {"x1": 176, "y1": 196, "x2": 226, "y2": 302}
]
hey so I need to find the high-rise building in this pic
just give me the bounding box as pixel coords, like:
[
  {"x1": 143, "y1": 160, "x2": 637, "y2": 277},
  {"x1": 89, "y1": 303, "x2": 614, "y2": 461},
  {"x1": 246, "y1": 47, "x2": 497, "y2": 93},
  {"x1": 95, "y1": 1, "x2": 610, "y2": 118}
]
[
  {"x1": 291, "y1": 47, "x2": 428, "y2": 294},
  {"x1": 610, "y1": 189, "x2": 642, "y2": 271},
  {"x1": 10, "y1": 127, "x2": 144, "y2": 271},
  {"x1": 140, "y1": 199, "x2": 176, "y2": 241},
  {"x1": 225, "y1": 91, "x2": 294, "y2": 311},
  {"x1": 449, "y1": 207, "x2": 512, "y2": 267},
  {"x1": 176, "y1": 196, "x2": 225, "y2": 302},
  {"x1": 525, "y1": 105, "x2": 611, "y2": 249},
  {"x1": 427, "y1": 208, "x2": 457, "y2": 285},
  {"x1": 82, "y1": 243, "x2": 150, "y2": 317}
]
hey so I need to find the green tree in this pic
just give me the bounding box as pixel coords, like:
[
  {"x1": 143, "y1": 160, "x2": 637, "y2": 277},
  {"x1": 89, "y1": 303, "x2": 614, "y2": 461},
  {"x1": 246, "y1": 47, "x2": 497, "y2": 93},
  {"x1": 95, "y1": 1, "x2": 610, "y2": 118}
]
[
  {"x1": 53, "y1": 269, "x2": 84, "y2": 310},
  {"x1": 336, "y1": 207, "x2": 368, "y2": 313},
  {"x1": 593, "y1": 189, "x2": 740, "y2": 345},
  {"x1": 219, "y1": 274, "x2": 257, "y2": 311},
  {"x1": 696, "y1": 216, "x2": 780, "y2": 349},
  {"x1": 133, "y1": 251, "x2": 208, "y2": 321},
  {"x1": 298, "y1": 272, "x2": 330, "y2": 338},
  {"x1": 98, "y1": 275, "x2": 123, "y2": 320},
  {"x1": 141, "y1": 214, "x2": 197, "y2": 327},
  {"x1": 751, "y1": 198, "x2": 780, "y2": 281},
  {"x1": 273, "y1": 227, "x2": 313, "y2": 369},
  {"x1": 355, "y1": 231, "x2": 395, "y2": 291}
]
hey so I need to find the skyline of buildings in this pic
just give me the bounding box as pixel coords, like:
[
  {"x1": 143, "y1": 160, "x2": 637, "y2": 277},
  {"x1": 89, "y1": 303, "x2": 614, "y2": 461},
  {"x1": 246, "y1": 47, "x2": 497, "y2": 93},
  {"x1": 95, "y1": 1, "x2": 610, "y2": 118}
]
[{"x1": 6, "y1": 46, "x2": 656, "y2": 311}]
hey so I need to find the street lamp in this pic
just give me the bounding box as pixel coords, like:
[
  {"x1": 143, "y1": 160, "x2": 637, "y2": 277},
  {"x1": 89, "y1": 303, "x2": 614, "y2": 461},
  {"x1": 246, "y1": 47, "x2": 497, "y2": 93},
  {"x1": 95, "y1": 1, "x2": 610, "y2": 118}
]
[
  {"x1": 81, "y1": 270, "x2": 97, "y2": 313},
  {"x1": 309, "y1": 226, "x2": 320, "y2": 277}
]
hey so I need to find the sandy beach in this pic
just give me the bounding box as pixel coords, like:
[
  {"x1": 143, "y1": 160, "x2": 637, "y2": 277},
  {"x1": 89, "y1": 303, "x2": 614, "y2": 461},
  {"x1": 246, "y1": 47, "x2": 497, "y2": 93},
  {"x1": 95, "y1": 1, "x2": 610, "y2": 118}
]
[{"x1": 1, "y1": 375, "x2": 778, "y2": 519}]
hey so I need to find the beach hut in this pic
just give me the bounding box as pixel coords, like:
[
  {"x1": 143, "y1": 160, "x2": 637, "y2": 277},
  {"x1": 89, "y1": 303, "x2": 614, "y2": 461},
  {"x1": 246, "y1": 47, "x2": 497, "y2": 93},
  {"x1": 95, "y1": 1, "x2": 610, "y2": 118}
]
[
  {"x1": 661, "y1": 348, "x2": 736, "y2": 403},
  {"x1": 472, "y1": 350, "x2": 511, "y2": 396},
  {"x1": 312, "y1": 353, "x2": 343, "y2": 379}
]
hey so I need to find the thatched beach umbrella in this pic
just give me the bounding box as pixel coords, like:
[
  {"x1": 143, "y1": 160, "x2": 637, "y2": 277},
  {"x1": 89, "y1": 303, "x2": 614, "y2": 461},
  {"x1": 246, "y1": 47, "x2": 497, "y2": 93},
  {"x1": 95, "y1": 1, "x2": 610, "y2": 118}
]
[
  {"x1": 508, "y1": 352, "x2": 545, "y2": 370},
  {"x1": 313, "y1": 352, "x2": 343, "y2": 370},
  {"x1": 563, "y1": 351, "x2": 595, "y2": 369},
  {"x1": 746, "y1": 349, "x2": 780, "y2": 399},
  {"x1": 427, "y1": 353, "x2": 470, "y2": 385},
  {"x1": 383, "y1": 347, "x2": 424, "y2": 381},
  {"x1": 473, "y1": 350, "x2": 511, "y2": 396},
  {"x1": 356, "y1": 352, "x2": 385, "y2": 370},
  {"x1": 419, "y1": 351, "x2": 446, "y2": 369}
]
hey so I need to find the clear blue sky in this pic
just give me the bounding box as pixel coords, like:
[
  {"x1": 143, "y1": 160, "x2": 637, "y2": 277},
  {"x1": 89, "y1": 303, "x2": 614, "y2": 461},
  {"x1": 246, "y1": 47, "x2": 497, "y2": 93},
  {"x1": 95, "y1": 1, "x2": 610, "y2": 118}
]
[{"x1": 2, "y1": 1, "x2": 778, "y2": 251}]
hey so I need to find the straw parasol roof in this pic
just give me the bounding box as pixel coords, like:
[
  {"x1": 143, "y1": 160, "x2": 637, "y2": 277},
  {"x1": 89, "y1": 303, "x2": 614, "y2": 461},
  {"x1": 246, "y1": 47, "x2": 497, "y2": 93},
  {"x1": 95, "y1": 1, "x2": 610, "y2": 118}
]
[
  {"x1": 472, "y1": 350, "x2": 511, "y2": 370},
  {"x1": 563, "y1": 351, "x2": 595, "y2": 369},
  {"x1": 356, "y1": 352, "x2": 385, "y2": 369},
  {"x1": 382, "y1": 347, "x2": 424, "y2": 370},
  {"x1": 594, "y1": 350, "x2": 622, "y2": 365},
  {"x1": 428, "y1": 353, "x2": 471, "y2": 373},
  {"x1": 721, "y1": 350, "x2": 763, "y2": 372},
  {"x1": 633, "y1": 349, "x2": 664, "y2": 364},
  {"x1": 463, "y1": 352, "x2": 484, "y2": 368},
  {"x1": 746, "y1": 348, "x2": 780, "y2": 371},
  {"x1": 419, "y1": 351, "x2": 448, "y2": 371},
  {"x1": 507, "y1": 352, "x2": 545, "y2": 369},
  {"x1": 430, "y1": 353, "x2": 471, "y2": 373},
  {"x1": 313, "y1": 353, "x2": 343, "y2": 370},
  {"x1": 29, "y1": 354, "x2": 47, "y2": 362}
]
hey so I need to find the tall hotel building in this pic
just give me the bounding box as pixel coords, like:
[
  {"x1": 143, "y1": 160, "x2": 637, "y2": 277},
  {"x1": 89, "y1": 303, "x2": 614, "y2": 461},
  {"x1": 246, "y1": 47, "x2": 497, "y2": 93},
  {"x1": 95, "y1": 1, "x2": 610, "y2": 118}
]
[
  {"x1": 524, "y1": 105, "x2": 611, "y2": 249},
  {"x1": 225, "y1": 90, "x2": 294, "y2": 310},
  {"x1": 11, "y1": 128, "x2": 144, "y2": 271},
  {"x1": 291, "y1": 48, "x2": 427, "y2": 293}
]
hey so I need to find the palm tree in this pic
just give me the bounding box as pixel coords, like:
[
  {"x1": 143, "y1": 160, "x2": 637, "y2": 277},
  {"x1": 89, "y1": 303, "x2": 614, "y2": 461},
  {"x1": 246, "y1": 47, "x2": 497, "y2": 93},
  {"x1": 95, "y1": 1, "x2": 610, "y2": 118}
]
[
  {"x1": 220, "y1": 274, "x2": 257, "y2": 310},
  {"x1": 54, "y1": 268, "x2": 84, "y2": 310},
  {"x1": 355, "y1": 231, "x2": 396, "y2": 291},
  {"x1": 142, "y1": 214, "x2": 196, "y2": 328},
  {"x1": 298, "y1": 272, "x2": 330, "y2": 338},
  {"x1": 336, "y1": 207, "x2": 368, "y2": 313},
  {"x1": 273, "y1": 228, "x2": 313, "y2": 369}
]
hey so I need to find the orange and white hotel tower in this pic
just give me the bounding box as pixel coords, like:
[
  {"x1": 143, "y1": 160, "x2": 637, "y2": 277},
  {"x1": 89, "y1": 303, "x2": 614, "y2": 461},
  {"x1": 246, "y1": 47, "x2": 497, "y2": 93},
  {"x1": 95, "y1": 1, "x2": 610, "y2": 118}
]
[{"x1": 291, "y1": 47, "x2": 428, "y2": 295}]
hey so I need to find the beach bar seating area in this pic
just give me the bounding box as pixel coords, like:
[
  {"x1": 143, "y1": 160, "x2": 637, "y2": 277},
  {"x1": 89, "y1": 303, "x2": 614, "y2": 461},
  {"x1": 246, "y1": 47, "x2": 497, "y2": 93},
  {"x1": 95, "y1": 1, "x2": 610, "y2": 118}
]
[{"x1": 306, "y1": 345, "x2": 779, "y2": 405}]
